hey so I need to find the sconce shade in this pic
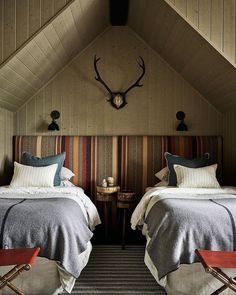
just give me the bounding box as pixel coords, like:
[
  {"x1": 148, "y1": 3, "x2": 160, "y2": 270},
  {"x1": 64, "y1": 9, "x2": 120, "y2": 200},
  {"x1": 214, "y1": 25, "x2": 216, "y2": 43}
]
[
  {"x1": 177, "y1": 121, "x2": 188, "y2": 131},
  {"x1": 48, "y1": 121, "x2": 59, "y2": 131},
  {"x1": 176, "y1": 111, "x2": 188, "y2": 131},
  {"x1": 48, "y1": 110, "x2": 60, "y2": 131}
]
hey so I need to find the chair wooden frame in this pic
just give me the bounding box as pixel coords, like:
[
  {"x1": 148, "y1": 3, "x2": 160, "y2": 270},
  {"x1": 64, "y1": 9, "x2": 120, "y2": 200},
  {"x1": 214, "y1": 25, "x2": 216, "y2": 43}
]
[
  {"x1": 195, "y1": 249, "x2": 236, "y2": 295},
  {"x1": 0, "y1": 247, "x2": 40, "y2": 295}
]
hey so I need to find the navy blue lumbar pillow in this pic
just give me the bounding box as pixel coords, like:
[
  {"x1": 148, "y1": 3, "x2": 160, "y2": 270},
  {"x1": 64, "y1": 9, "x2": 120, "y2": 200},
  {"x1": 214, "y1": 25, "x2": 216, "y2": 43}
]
[
  {"x1": 21, "y1": 152, "x2": 66, "y2": 186},
  {"x1": 164, "y1": 152, "x2": 210, "y2": 186}
]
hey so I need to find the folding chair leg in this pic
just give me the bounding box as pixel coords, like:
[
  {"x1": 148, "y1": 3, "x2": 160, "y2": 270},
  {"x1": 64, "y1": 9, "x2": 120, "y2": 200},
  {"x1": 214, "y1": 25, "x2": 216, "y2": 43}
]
[
  {"x1": 0, "y1": 264, "x2": 30, "y2": 295},
  {"x1": 3, "y1": 281, "x2": 24, "y2": 295},
  {"x1": 207, "y1": 268, "x2": 236, "y2": 294}
]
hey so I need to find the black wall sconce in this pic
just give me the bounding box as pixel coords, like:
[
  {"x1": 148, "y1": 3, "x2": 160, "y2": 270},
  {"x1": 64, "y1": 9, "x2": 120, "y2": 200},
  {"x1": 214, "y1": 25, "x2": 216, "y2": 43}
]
[
  {"x1": 48, "y1": 110, "x2": 60, "y2": 131},
  {"x1": 176, "y1": 111, "x2": 188, "y2": 131}
]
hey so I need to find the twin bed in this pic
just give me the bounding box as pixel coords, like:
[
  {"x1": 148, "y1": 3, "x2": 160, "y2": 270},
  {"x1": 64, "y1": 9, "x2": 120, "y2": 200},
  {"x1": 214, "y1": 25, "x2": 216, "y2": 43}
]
[
  {"x1": 132, "y1": 186, "x2": 236, "y2": 295},
  {"x1": 0, "y1": 135, "x2": 231, "y2": 294},
  {"x1": 0, "y1": 186, "x2": 100, "y2": 295}
]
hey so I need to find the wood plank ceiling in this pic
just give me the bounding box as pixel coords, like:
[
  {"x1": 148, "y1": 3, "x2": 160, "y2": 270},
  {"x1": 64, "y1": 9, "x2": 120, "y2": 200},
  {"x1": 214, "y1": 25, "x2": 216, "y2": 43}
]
[
  {"x1": 0, "y1": 0, "x2": 109, "y2": 111},
  {"x1": 128, "y1": 0, "x2": 236, "y2": 112},
  {"x1": 0, "y1": 0, "x2": 236, "y2": 112}
]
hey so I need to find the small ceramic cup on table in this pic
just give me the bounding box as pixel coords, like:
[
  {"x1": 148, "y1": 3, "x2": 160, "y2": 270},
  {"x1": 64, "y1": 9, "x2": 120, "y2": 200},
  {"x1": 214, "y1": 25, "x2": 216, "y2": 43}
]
[{"x1": 107, "y1": 176, "x2": 115, "y2": 187}]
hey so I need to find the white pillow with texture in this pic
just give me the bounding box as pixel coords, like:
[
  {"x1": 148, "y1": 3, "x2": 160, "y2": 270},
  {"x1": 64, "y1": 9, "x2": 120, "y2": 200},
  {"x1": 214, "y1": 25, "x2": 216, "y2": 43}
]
[
  {"x1": 174, "y1": 164, "x2": 220, "y2": 188},
  {"x1": 60, "y1": 167, "x2": 75, "y2": 181},
  {"x1": 60, "y1": 180, "x2": 75, "y2": 187},
  {"x1": 155, "y1": 166, "x2": 169, "y2": 182},
  {"x1": 10, "y1": 162, "x2": 58, "y2": 188}
]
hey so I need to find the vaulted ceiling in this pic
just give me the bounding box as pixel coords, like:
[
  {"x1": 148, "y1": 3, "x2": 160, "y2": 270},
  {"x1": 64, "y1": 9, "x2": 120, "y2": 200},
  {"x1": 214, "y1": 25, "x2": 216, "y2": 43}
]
[
  {"x1": 0, "y1": 0, "x2": 109, "y2": 111},
  {"x1": 0, "y1": 0, "x2": 235, "y2": 112},
  {"x1": 129, "y1": 0, "x2": 236, "y2": 112}
]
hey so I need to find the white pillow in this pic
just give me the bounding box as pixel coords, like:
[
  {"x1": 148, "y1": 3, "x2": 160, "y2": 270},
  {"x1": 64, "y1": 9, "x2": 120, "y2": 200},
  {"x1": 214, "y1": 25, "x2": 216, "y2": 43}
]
[
  {"x1": 10, "y1": 162, "x2": 58, "y2": 188},
  {"x1": 174, "y1": 164, "x2": 220, "y2": 188},
  {"x1": 60, "y1": 180, "x2": 75, "y2": 187},
  {"x1": 60, "y1": 167, "x2": 75, "y2": 181},
  {"x1": 155, "y1": 166, "x2": 169, "y2": 182}
]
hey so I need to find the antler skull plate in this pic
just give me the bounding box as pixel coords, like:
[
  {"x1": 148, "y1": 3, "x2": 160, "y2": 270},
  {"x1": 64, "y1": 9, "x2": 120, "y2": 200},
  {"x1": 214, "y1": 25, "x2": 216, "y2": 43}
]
[{"x1": 94, "y1": 55, "x2": 145, "y2": 109}]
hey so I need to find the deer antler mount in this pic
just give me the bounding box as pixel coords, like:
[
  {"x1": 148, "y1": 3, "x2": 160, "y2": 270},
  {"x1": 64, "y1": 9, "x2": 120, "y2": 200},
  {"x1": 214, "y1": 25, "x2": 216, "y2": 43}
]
[{"x1": 94, "y1": 55, "x2": 145, "y2": 109}]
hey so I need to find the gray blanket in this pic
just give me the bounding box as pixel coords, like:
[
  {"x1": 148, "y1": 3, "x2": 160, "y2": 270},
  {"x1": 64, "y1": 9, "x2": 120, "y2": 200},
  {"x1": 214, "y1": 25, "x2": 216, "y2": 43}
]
[
  {"x1": 0, "y1": 197, "x2": 93, "y2": 278},
  {"x1": 145, "y1": 197, "x2": 236, "y2": 279}
]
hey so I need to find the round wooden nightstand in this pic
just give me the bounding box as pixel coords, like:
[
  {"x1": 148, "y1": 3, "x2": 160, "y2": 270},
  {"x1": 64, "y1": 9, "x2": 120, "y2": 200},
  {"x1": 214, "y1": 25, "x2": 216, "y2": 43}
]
[
  {"x1": 96, "y1": 185, "x2": 120, "y2": 241},
  {"x1": 117, "y1": 191, "x2": 136, "y2": 250}
]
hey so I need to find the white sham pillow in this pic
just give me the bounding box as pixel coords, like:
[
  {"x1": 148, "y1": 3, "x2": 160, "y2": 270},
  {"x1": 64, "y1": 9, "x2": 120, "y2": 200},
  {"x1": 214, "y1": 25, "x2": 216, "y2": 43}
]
[
  {"x1": 60, "y1": 180, "x2": 75, "y2": 187},
  {"x1": 155, "y1": 166, "x2": 169, "y2": 182},
  {"x1": 174, "y1": 164, "x2": 220, "y2": 188},
  {"x1": 60, "y1": 167, "x2": 75, "y2": 181},
  {"x1": 10, "y1": 162, "x2": 58, "y2": 188}
]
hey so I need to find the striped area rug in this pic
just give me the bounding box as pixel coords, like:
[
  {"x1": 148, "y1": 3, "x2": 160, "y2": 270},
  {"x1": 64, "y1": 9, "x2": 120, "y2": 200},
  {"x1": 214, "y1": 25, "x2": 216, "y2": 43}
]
[{"x1": 66, "y1": 245, "x2": 167, "y2": 294}]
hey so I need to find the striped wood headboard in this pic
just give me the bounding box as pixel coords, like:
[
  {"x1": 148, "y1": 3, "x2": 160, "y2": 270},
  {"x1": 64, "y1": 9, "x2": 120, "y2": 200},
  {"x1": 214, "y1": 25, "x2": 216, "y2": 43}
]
[{"x1": 13, "y1": 136, "x2": 222, "y2": 202}]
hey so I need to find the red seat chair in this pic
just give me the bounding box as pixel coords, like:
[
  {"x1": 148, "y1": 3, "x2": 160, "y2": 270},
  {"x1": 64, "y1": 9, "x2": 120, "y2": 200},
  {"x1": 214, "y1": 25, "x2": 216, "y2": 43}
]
[
  {"x1": 196, "y1": 249, "x2": 236, "y2": 295},
  {"x1": 0, "y1": 247, "x2": 40, "y2": 295}
]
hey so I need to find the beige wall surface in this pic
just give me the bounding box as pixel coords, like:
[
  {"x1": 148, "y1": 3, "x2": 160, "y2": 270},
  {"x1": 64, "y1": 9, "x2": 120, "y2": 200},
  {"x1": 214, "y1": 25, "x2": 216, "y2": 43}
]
[
  {"x1": 15, "y1": 27, "x2": 222, "y2": 136},
  {"x1": 0, "y1": 0, "x2": 71, "y2": 63},
  {"x1": 165, "y1": 0, "x2": 236, "y2": 67},
  {"x1": 0, "y1": 107, "x2": 14, "y2": 185}
]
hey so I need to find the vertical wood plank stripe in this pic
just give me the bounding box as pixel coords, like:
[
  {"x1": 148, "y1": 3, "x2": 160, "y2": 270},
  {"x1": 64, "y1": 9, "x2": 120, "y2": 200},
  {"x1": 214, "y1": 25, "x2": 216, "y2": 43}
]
[
  {"x1": 121, "y1": 137, "x2": 125, "y2": 189},
  {"x1": 15, "y1": 136, "x2": 21, "y2": 162},
  {"x1": 64, "y1": 136, "x2": 70, "y2": 167},
  {"x1": 56, "y1": 136, "x2": 62, "y2": 154},
  {"x1": 94, "y1": 136, "x2": 98, "y2": 199},
  {"x1": 90, "y1": 136, "x2": 98, "y2": 200},
  {"x1": 188, "y1": 136, "x2": 193, "y2": 158},
  {"x1": 161, "y1": 137, "x2": 167, "y2": 167},
  {"x1": 73, "y1": 136, "x2": 78, "y2": 186},
  {"x1": 125, "y1": 136, "x2": 129, "y2": 189},
  {"x1": 82, "y1": 137, "x2": 87, "y2": 189},
  {"x1": 36, "y1": 135, "x2": 42, "y2": 157},
  {"x1": 179, "y1": 136, "x2": 185, "y2": 157},
  {"x1": 142, "y1": 136, "x2": 148, "y2": 190},
  {"x1": 196, "y1": 136, "x2": 200, "y2": 155},
  {"x1": 90, "y1": 137, "x2": 94, "y2": 196},
  {"x1": 112, "y1": 136, "x2": 118, "y2": 184},
  {"x1": 121, "y1": 136, "x2": 128, "y2": 189},
  {"x1": 55, "y1": 136, "x2": 58, "y2": 154},
  {"x1": 18, "y1": 136, "x2": 22, "y2": 162}
]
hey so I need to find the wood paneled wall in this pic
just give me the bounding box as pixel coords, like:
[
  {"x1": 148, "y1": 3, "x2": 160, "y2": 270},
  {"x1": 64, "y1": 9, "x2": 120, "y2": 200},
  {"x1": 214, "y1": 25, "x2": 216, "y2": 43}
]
[
  {"x1": 165, "y1": 0, "x2": 236, "y2": 66},
  {"x1": 0, "y1": 107, "x2": 13, "y2": 185},
  {"x1": 0, "y1": 0, "x2": 71, "y2": 64},
  {"x1": 15, "y1": 27, "x2": 222, "y2": 136},
  {"x1": 223, "y1": 110, "x2": 236, "y2": 185}
]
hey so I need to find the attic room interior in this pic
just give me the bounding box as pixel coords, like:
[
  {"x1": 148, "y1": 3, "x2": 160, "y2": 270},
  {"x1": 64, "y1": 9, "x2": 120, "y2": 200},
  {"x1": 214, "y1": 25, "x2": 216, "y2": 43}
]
[{"x1": 0, "y1": 0, "x2": 236, "y2": 294}]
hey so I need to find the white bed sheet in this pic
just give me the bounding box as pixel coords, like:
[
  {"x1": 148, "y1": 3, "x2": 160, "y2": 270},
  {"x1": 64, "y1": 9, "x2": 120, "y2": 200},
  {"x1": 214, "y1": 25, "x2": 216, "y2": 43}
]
[
  {"x1": 131, "y1": 186, "x2": 236, "y2": 295},
  {"x1": 0, "y1": 186, "x2": 100, "y2": 294}
]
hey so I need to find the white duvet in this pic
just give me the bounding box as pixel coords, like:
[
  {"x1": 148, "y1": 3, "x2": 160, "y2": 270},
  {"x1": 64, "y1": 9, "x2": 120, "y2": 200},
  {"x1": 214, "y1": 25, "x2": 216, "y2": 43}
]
[
  {"x1": 131, "y1": 186, "x2": 236, "y2": 230},
  {"x1": 0, "y1": 186, "x2": 101, "y2": 230}
]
